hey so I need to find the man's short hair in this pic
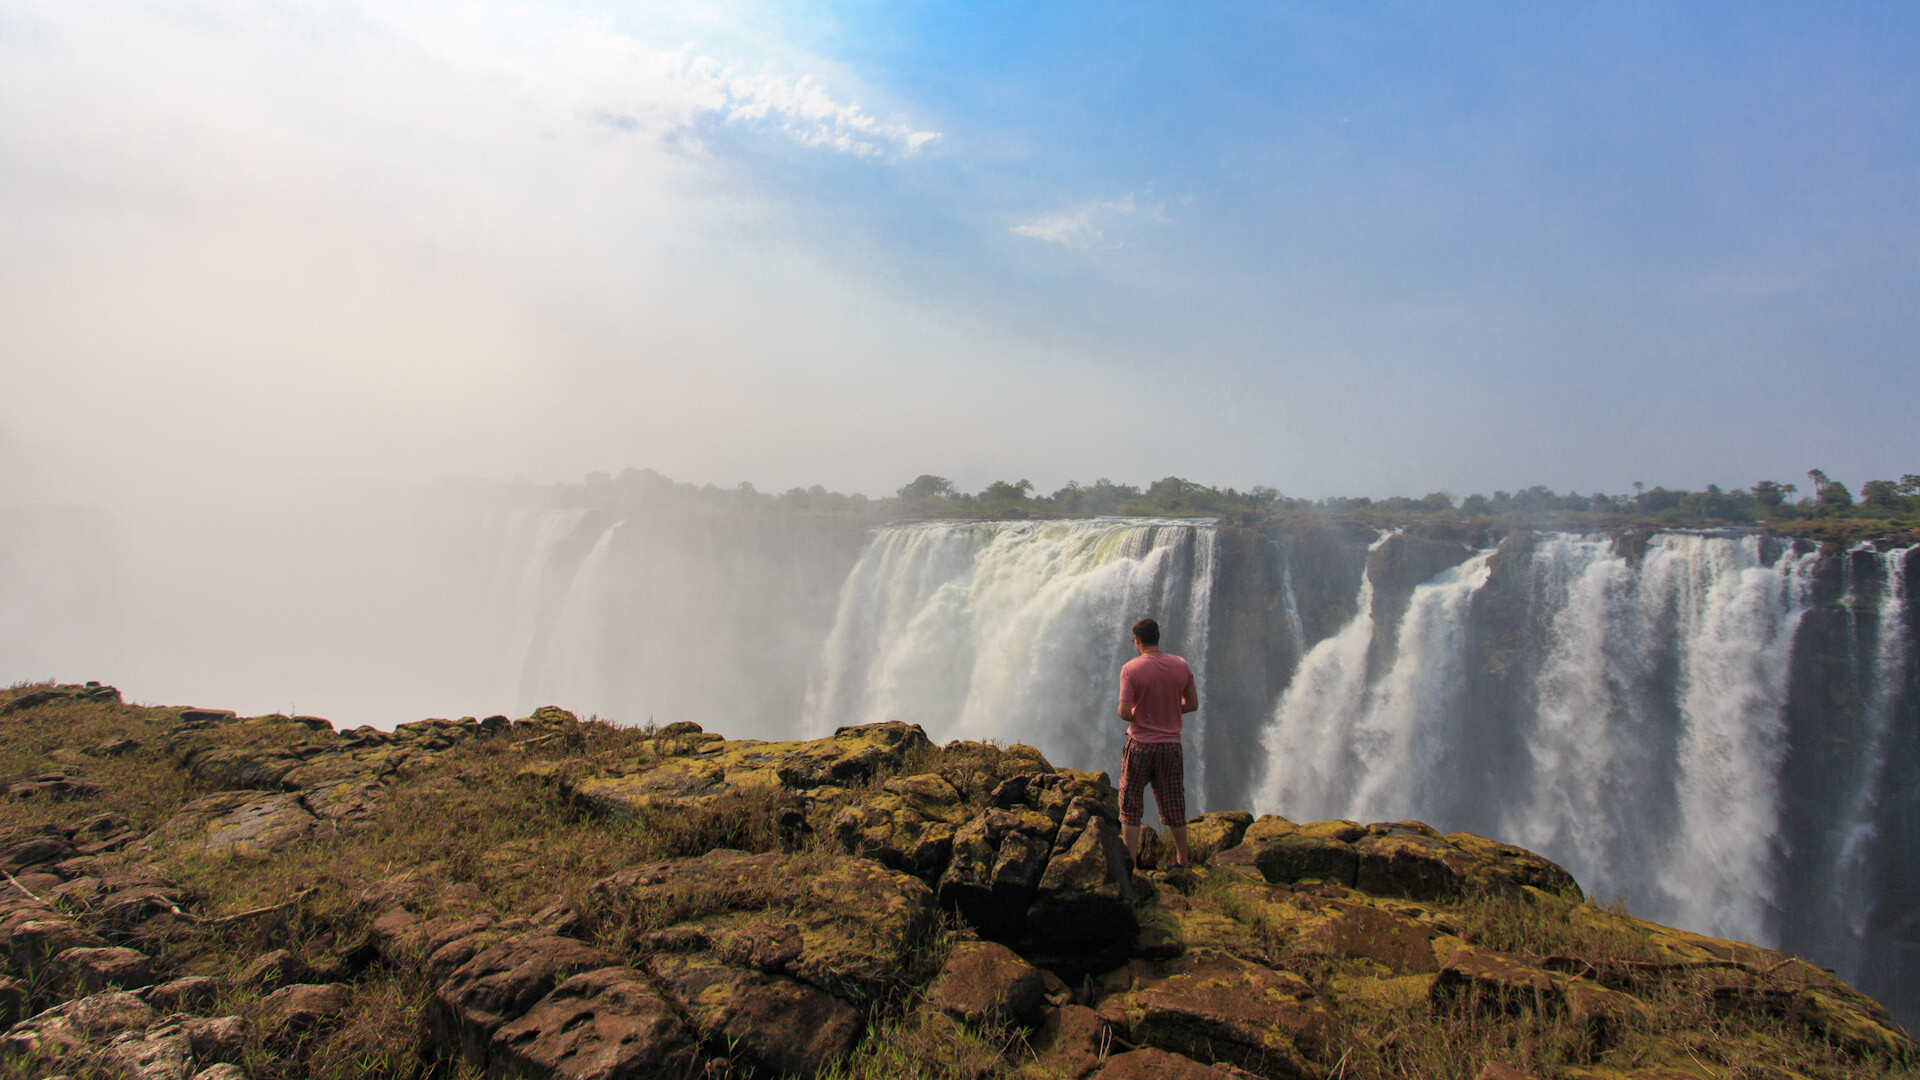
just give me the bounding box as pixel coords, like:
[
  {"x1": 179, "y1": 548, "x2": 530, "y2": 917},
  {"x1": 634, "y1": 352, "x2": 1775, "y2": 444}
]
[{"x1": 1132, "y1": 618, "x2": 1160, "y2": 646}]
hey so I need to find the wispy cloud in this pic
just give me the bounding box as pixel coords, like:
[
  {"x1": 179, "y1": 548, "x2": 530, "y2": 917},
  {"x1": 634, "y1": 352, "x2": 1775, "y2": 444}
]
[
  {"x1": 717, "y1": 67, "x2": 940, "y2": 158},
  {"x1": 1010, "y1": 193, "x2": 1167, "y2": 249}
]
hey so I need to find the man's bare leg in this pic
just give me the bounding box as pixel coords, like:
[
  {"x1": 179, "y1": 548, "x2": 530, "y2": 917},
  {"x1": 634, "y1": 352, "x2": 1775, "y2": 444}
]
[
  {"x1": 1123, "y1": 823, "x2": 1141, "y2": 862},
  {"x1": 1170, "y1": 824, "x2": 1191, "y2": 868}
]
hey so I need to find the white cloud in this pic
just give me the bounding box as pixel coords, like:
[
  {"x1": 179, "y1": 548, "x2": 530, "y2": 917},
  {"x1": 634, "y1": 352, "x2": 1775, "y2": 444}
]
[
  {"x1": 1010, "y1": 193, "x2": 1167, "y2": 249},
  {"x1": 719, "y1": 67, "x2": 940, "y2": 158}
]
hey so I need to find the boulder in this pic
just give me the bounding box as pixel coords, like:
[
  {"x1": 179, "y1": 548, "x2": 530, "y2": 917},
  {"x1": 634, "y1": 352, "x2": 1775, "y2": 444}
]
[
  {"x1": 238, "y1": 949, "x2": 305, "y2": 990},
  {"x1": 1, "y1": 834, "x2": 75, "y2": 873},
  {"x1": 938, "y1": 809, "x2": 1059, "y2": 939},
  {"x1": 97, "y1": 1019, "x2": 194, "y2": 1080},
  {"x1": 1028, "y1": 807, "x2": 1139, "y2": 946},
  {"x1": 1302, "y1": 906, "x2": 1439, "y2": 974},
  {"x1": 1224, "y1": 819, "x2": 1582, "y2": 902},
  {"x1": 1, "y1": 989, "x2": 155, "y2": 1057},
  {"x1": 90, "y1": 736, "x2": 141, "y2": 757},
  {"x1": 5, "y1": 915, "x2": 106, "y2": 975},
  {"x1": 1027, "y1": 1003, "x2": 1115, "y2": 1079},
  {"x1": 54, "y1": 945, "x2": 154, "y2": 992},
  {"x1": 830, "y1": 773, "x2": 972, "y2": 879},
  {"x1": 1097, "y1": 950, "x2": 1328, "y2": 1080},
  {"x1": 142, "y1": 976, "x2": 221, "y2": 1013},
  {"x1": 1183, "y1": 812, "x2": 1254, "y2": 865},
  {"x1": 924, "y1": 941, "x2": 1048, "y2": 1029},
  {"x1": 650, "y1": 951, "x2": 862, "y2": 1076},
  {"x1": 1251, "y1": 821, "x2": 1364, "y2": 887},
  {"x1": 489, "y1": 966, "x2": 697, "y2": 1079},
  {"x1": 426, "y1": 933, "x2": 618, "y2": 1066},
  {"x1": 592, "y1": 849, "x2": 933, "y2": 1008},
  {"x1": 4, "y1": 773, "x2": 101, "y2": 801},
  {"x1": 1443, "y1": 833, "x2": 1582, "y2": 899},
  {"x1": 1093, "y1": 1047, "x2": 1261, "y2": 1079},
  {"x1": 254, "y1": 983, "x2": 353, "y2": 1037},
  {"x1": 1431, "y1": 946, "x2": 1557, "y2": 1016},
  {"x1": 182, "y1": 1015, "x2": 247, "y2": 1064},
  {"x1": 572, "y1": 721, "x2": 934, "y2": 819},
  {"x1": 991, "y1": 771, "x2": 1121, "y2": 823},
  {"x1": 779, "y1": 722, "x2": 933, "y2": 788}
]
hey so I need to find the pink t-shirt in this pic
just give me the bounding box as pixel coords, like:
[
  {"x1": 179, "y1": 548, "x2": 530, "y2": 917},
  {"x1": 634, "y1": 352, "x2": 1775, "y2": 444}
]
[{"x1": 1119, "y1": 652, "x2": 1195, "y2": 744}]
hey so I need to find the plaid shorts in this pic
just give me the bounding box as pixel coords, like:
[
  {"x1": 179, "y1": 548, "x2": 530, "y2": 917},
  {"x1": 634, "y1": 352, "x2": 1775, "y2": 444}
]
[{"x1": 1119, "y1": 737, "x2": 1186, "y2": 827}]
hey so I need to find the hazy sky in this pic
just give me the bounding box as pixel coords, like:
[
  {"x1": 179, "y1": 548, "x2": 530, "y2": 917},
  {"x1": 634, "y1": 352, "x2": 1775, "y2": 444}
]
[{"x1": 4, "y1": 0, "x2": 1916, "y2": 501}]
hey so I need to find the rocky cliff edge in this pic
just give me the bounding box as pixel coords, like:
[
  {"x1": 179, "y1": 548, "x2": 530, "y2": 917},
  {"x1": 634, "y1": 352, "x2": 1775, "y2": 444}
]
[{"x1": 0, "y1": 683, "x2": 1909, "y2": 1080}]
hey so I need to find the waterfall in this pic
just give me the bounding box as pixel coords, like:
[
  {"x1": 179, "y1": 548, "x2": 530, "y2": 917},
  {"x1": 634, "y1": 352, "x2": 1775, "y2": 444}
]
[
  {"x1": 805, "y1": 519, "x2": 1220, "y2": 806},
  {"x1": 1258, "y1": 537, "x2": 1491, "y2": 824},
  {"x1": 1655, "y1": 535, "x2": 1819, "y2": 941},
  {"x1": 1828, "y1": 545, "x2": 1916, "y2": 961},
  {"x1": 1256, "y1": 531, "x2": 1823, "y2": 948}
]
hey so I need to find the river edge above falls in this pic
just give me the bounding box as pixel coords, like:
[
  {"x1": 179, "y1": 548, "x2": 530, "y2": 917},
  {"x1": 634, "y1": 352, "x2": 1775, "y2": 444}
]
[{"x1": 0, "y1": 685, "x2": 1911, "y2": 1080}]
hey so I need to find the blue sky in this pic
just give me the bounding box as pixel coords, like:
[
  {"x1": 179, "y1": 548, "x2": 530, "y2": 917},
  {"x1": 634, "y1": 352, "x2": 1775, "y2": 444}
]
[{"x1": 2, "y1": 1, "x2": 1916, "y2": 500}]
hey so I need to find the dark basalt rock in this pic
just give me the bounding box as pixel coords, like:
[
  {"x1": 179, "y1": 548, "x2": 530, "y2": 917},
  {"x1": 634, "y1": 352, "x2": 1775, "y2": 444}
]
[
  {"x1": 1097, "y1": 950, "x2": 1329, "y2": 1080},
  {"x1": 925, "y1": 941, "x2": 1048, "y2": 1029},
  {"x1": 490, "y1": 966, "x2": 697, "y2": 1079},
  {"x1": 426, "y1": 933, "x2": 619, "y2": 1067}
]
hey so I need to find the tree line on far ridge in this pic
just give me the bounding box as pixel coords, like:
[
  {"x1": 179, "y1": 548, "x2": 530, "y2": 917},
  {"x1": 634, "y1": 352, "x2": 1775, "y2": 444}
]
[{"x1": 449, "y1": 467, "x2": 1920, "y2": 540}]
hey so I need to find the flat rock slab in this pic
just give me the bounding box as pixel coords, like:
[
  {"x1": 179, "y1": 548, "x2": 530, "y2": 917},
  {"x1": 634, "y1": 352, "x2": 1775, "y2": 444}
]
[
  {"x1": 1099, "y1": 951, "x2": 1328, "y2": 1080},
  {"x1": 1304, "y1": 906, "x2": 1439, "y2": 974},
  {"x1": 1230, "y1": 819, "x2": 1581, "y2": 902},
  {"x1": 1432, "y1": 946, "x2": 1557, "y2": 1015},
  {"x1": 592, "y1": 848, "x2": 934, "y2": 1008},
  {"x1": 650, "y1": 951, "x2": 862, "y2": 1077},
  {"x1": 150, "y1": 791, "x2": 318, "y2": 856},
  {"x1": 54, "y1": 946, "x2": 153, "y2": 993},
  {"x1": 2, "y1": 989, "x2": 156, "y2": 1057},
  {"x1": 256, "y1": 983, "x2": 353, "y2": 1036},
  {"x1": 141, "y1": 976, "x2": 221, "y2": 1013},
  {"x1": 491, "y1": 966, "x2": 697, "y2": 1080},
  {"x1": 5, "y1": 773, "x2": 101, "y2": 801},
  {"x1": 1093, "y1": 1047, "x2": 1261, "y2": 1079},
  {"x1": 426, "y1": 933, "x2": 617, "y2": 1067}
]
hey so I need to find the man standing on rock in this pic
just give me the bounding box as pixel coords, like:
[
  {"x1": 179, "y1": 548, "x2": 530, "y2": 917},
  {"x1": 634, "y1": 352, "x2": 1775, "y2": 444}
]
[{"x1": 1116, "y1": 617, "x2": 1196, "y2": 869}]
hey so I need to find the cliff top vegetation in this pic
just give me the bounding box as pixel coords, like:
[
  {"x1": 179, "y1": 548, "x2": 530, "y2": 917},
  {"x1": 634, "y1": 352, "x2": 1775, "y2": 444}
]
[
  {"x1": 0, "y1": 682, "x2": 1911, "y2": 1079},
  {"x1": 448, "y1": 468, "x2": 1920, "y2": 545}
]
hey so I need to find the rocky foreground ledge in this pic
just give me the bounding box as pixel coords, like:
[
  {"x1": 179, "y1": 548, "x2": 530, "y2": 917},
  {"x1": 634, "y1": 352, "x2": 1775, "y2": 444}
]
[{"x1": 0, "y1": 684, "x2": 1910, "y2": 1080}]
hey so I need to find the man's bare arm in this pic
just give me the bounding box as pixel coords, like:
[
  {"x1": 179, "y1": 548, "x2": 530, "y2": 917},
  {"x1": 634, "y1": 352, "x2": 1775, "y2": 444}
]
[
  {"x1": 1180, "y1": 681, "x2": 1199, "y2": 714},
  {"x1": 1118, "y1": 699, "x2": 1134, "y2": 722}
]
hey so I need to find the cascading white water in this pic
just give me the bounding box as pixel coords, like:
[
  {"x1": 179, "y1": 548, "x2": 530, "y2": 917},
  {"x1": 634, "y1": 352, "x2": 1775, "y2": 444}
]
[
  {"x1": 1655, "y1": 535, "x2": 1820, "y2": 940},
  {"x1": 1257, "y1": 530, "x2": 1822, "y2": 948},
  {"x1": 1258, "y1": 538, "x2": 1491, "y2": 824},
  {"x1": 1829, "y1": 545, "x2": 1916, "y2": 952},
  {"x1": 805, "y1": 519, "x2": 1219, "y2": 806}
]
